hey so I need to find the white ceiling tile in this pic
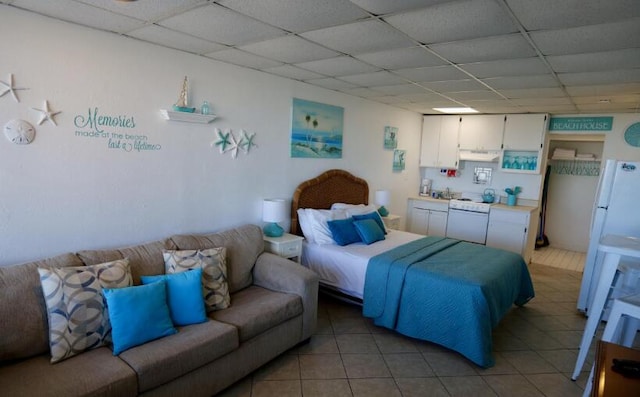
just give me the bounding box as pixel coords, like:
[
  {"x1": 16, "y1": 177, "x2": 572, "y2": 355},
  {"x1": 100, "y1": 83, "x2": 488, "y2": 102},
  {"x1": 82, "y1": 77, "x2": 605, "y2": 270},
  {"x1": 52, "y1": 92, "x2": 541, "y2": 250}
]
[
  {"x1": 385, "y1": 0, "x2": 517, "y2": 44},
  {"x1": 239, "y1": 36, "x2": 340, "y2": 63},
  {"x1": 127, "y1": 25, "x2": 226, "y2": 54},
  {"x1": 465, "y1": 99, "x2": 517, "y2": 107},
  {"x1": 77, "y1": 0, "x2": 203, "y2": 22},
  {"x1": 340, "y1": 87, "x2": 387, "y2": 98},
  {"x1": 576, "y1": 103, "x2": 640, "y2": 113},
  {"x1": 304, "y1": 77, "x2": 360, "y2": 90},
  {"x1": 572, "y1": 95, "x2": 640, "y2": 105},
  {"x1": 565, "y1": 83, "x2": 640, "y2": 97},
  {"x1": 396, "y1": 93, "x2": 447, "y2": 102},
  {"x1": 499, "y1": 87, "x2": 568, "y2": 98},
  {"x1": 406, "y1": 98, "x2": 465, "y2": 108},
  {"x1": 430, "y1": 34, "x2": 537, "y2": 64},
  {"x1": 372, "y1": 84, "x2": 430, "y2": 95},
  {"x1": 470, "y1": 106, "x2": 526, "y2": 114},
  {"x1": 159, "y1": 3, "x2": 285, "y2": 45},
  {"x1": 547, "y1": 49, "x2": 640, "y2": 73},
  {"x1": 394, "y1": 65, "x2": 469, "y2": 82},
  {"x1": 559, "y1": 69, "x2": 640, "y2": 86},
  {"x1": 348, "y1": 0, "x2": 446, "y2": 15},
  {"x1": 482, "y1": 74, "x2": 560, "y2": 90},
  {"x1": 12, "y1": 0, "x2": 144, "y2": 33},
  {"x1": 422, "y1": 79, "x2": 487, "y2": 92},
  {"x1": 262, "y1": 65, "x2": 325, "y2": 80},
  {"x1": 301, "y1": 19, "x2": 415, "y2": 54},
  {"x1": 218, "y1": 0, "x2": 369, "y2": 33},
  {"x1": 369, "y1": 96, "x2": 413, "y2": 104},
  {"x1": 509, "y1": 97, "x2": 573, "y2": 106},
  {"x1": 340, "y1": 71, "x2": 407, "y2": 87},
  {"x1": 354, "y1": 46, "x2": 447, "y2": 70},
  {"x1": 459, "y1": 57, "x2": 548, "y2": 79},
  {"x1": 295, "y1": 56, "x2": 379, "y2": 76},
  {"x1": 522, "y1": 104, "x2": 579, "y2": 113},
  {"x1": 205, "y1": 49, "x2": 283, "y2": 69},
  {"x1": 530, "y1": 19, "x2": 640, "y2": 56},
  {"x1": 447, "y1": 91, "x2": 504, "y2": 101},
  {"x1": 506, "y1": 0, "x2": 640, "y2": 31}
]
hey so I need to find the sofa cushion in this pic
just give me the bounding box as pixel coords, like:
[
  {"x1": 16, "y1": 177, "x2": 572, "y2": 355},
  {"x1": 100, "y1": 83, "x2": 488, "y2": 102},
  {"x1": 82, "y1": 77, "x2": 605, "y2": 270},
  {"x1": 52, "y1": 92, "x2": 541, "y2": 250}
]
[
  {"x1": 38, "y1": 259, "x2": 133, "y2": 362},
  {"x1": 118, "y1": 319, "x2": 238, "y2": 393},
  {"x1": 165, "y1": 224, "x2": 263, "y2": 293},
  {"x1": 163, "y1": 248, "x2": 231, "y2": 312},
  {"x1": 0, "y1": 252, "x2": 84, "y2": 363},
  {"x1": 77, "y1": 239, "x2": 166, "y2": 285},
  {"x1": 0, "y1": 347, "x2": 137, "y2": 397},
  {"x1": 211, "y1": 285, "x2": 302, "y2": 342}
]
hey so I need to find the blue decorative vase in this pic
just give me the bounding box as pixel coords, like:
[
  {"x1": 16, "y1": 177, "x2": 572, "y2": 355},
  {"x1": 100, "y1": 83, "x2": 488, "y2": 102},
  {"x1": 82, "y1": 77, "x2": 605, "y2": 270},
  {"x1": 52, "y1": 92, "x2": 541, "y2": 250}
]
[{"x1": 263, "y1": 223, "x2": 284, "y2": 237}]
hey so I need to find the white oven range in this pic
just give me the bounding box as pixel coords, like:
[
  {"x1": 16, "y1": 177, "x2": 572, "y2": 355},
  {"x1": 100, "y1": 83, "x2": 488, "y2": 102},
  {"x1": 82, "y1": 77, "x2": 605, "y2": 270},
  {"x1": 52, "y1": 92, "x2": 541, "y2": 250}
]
[{"x1": 446, "y1": 199, "x2": 492, "y2": 244}]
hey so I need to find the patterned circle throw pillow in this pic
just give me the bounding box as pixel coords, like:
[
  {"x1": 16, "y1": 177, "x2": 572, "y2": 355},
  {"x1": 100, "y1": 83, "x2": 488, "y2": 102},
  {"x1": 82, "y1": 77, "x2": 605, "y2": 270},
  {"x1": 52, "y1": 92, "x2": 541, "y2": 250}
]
[{"x1": 163, "y1": 248, "x2": 230, "y2": 311}]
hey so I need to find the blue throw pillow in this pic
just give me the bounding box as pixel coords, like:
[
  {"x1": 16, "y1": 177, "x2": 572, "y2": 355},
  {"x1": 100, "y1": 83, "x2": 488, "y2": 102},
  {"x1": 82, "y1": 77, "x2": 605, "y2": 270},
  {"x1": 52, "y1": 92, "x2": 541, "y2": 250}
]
[
  {"x1": 103, "y1": 281, "x2": 177, "y2": 355},
  {"x1": 352, "y1": 211, "x2": 387, "y2": 235},
  {"x1": 141, "y1": 268, "x2": 206, "y2": 326},
  {"x1": 353, "y1": 219, "x2": 386, "y2": 245},
  {"x1": 327, "y1": 218, "x2": 361, "y2": 246}
]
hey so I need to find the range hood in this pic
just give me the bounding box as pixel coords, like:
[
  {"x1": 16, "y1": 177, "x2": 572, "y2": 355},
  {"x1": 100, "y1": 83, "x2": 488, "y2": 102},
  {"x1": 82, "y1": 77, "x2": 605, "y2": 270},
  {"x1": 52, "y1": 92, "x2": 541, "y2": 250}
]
[{"x1": 458, "y1": 150, "x2": 501, "y2": 162}]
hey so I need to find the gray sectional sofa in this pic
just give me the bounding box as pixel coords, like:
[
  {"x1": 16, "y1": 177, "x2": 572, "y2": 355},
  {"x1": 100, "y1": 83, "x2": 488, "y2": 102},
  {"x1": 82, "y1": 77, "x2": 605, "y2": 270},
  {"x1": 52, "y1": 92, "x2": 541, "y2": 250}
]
[{"x1": 0, "y1": 224, "x2": 319, "y2": 396}]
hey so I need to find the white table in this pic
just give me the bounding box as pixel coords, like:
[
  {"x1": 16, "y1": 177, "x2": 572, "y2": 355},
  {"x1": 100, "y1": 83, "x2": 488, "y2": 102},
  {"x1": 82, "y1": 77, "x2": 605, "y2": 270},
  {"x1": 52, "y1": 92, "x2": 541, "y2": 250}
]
[{"x1": 572, "y1": 234, "x2": 640, "y2": 380}]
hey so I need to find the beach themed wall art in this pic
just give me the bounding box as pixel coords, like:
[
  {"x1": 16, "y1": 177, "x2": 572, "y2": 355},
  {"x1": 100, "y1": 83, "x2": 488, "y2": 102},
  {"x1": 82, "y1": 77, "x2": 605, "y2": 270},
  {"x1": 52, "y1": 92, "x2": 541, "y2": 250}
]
[
  {"x1": 384, "y1": 126, "x2": 398, "y2": 149},
  {"x1": 393, "y1": 149, "x2": 406, "y2": 172},
  {"x1": 291, "y1": 98, "x2": 343, "y2": 158}
]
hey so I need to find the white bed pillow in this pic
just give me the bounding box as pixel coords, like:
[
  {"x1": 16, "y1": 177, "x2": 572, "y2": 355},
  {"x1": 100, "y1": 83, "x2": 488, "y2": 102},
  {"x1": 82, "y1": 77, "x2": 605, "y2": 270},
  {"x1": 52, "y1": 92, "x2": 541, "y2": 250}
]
[
  {"x1": 304, "y1": 208, "x2": 348, "y2": 245},
  {"x1": 297, "y1": 208, "x2": 315, "y2": 244}
]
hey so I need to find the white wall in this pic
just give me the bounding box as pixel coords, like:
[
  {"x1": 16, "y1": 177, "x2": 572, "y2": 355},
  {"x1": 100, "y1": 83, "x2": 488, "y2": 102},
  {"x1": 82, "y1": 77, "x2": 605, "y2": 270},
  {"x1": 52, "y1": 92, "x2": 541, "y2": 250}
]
[{"x1": 0, "y1": 7, "x2": 422, "y2": 266}]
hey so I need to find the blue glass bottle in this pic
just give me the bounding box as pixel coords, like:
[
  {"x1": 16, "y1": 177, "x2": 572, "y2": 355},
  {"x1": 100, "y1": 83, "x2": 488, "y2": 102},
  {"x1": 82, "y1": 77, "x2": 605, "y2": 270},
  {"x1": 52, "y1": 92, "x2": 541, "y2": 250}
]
[{"x1": 201, "y1": 101, "x2": 210, "y2": 115}]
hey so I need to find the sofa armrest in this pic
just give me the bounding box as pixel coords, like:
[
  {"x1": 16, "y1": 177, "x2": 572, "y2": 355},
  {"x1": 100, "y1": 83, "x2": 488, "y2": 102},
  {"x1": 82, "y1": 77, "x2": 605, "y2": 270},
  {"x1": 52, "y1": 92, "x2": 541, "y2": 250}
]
[{"x1": 253, "y1": 252, "x2": 319, "y2": 340}]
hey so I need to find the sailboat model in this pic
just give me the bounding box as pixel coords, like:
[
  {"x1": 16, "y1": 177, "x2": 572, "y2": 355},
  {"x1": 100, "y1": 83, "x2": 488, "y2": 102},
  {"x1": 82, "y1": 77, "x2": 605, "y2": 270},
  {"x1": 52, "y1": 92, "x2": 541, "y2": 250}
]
[{"x1": 172, "y1": 76, "x2": 196, "y2": 113}]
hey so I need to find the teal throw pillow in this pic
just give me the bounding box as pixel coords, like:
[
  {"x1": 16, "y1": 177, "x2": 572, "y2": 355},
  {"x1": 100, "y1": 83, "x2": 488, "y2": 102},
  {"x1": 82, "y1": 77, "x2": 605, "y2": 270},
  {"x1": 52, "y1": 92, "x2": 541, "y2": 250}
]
[
  {"x1": 141, "y1": 268, "x2": 206, "y2": 326},
  {"x1": 352, "y1": 211, "x2": 387, "y2": 235},
  {"x1": 103, "y1": 281, "x2": 177, "y2": 355},
  {"x1": 353, "y1": 219, "x2": 386, "y2": 245},
  {"x1": 327, "y1": 218, "x2": 361, "y2": 246}
]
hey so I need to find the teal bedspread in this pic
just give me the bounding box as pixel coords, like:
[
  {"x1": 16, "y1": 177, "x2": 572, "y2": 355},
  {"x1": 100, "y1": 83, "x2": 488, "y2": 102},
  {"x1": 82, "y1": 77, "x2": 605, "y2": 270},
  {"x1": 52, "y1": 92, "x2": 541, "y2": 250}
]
[{"x1": 363, "y1": 236, "x2": 534, "y2": 367}]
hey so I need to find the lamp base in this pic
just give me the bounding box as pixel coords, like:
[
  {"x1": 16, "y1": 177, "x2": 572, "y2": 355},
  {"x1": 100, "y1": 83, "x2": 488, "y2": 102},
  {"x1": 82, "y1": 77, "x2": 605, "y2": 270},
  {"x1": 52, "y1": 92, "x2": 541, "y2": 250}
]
[
  {"x1": 378, "y1": 206, "x2": 389, "y2": 217},
  {"x1": 263, "y1": 222, "x2": 284, "y2": 237}
]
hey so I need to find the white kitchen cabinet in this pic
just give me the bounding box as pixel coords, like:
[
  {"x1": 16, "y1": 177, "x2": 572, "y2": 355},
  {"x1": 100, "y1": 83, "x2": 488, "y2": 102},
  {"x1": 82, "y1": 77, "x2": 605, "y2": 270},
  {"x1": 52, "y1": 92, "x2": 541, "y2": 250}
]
[
  {"x1": 503, "y1": 114, "x2": 548, "y2": 151},
  {"x1": 486, "y1": 207, "x2": 537, "y2": 263},
  {"x1": 420, "y1": 116, "x2": 460, "y2": 169},
  {"x1": 408, "y1": 199, "x2": 448, "y2": 237},
  {"x1": 458, "y1": 115, "x2": 505, "y2": 151}
]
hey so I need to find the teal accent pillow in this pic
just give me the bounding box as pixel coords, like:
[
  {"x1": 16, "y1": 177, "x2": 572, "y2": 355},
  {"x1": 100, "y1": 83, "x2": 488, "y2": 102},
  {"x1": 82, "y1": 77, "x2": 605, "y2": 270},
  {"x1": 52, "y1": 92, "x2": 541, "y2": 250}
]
[
  {"x1": 141, "y1": 268, "x2": 206, "y2": 326},
  {"x1": 353, "y1": 219, "x2": 386, "y2": 245},
  {"x1": 327, "y1": 218, "x2": 361, "y2": 246},
  {"x1": 352, "y1": 211, "x2": 387, "y2": 235},
  {"x1": 103, "y1": 281, "x2": 177, "y2": 355}
]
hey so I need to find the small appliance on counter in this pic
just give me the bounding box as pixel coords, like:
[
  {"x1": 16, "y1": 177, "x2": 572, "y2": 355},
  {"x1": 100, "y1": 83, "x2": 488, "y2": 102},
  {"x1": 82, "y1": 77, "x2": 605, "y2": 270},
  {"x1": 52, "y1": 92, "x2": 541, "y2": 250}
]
[{"x1": 419, "y1": 179, "x2": 432, "y2": 196}]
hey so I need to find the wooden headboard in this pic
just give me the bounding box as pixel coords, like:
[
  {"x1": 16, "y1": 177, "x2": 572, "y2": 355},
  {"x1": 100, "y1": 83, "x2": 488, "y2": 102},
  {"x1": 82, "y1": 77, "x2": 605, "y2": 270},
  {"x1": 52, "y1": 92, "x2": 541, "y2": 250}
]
[{"x1": 290, "y1": 169, "x2": 369, "y2": 236}]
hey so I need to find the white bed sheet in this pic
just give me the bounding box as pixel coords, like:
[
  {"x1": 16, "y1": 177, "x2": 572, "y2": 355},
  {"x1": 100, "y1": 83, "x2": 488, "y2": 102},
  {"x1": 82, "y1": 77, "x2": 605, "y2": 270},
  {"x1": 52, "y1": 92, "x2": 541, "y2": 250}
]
[{"x1": 301, "y1": 230, "x2": 423, "y2": 299}]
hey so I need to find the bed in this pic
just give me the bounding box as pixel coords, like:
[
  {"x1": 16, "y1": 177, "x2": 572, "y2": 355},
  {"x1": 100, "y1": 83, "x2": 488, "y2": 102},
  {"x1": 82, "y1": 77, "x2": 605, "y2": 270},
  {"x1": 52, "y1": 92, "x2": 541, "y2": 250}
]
[{"x1": 291, "y1": 169, "x2": 535, "y2": 368}]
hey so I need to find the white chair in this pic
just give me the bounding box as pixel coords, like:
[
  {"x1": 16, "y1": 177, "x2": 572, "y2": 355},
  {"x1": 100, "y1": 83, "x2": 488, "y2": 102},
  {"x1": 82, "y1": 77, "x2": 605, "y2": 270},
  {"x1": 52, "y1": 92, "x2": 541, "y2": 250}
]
[{"x1": 582, "y1": 293, "x2": 640, "y2": 397}]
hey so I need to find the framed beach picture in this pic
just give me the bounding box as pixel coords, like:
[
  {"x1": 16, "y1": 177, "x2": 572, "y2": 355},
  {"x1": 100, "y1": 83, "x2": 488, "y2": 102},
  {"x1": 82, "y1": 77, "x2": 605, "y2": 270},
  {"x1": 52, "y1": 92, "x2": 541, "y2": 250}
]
[
  {"x1": 291, "y1": 98, "x2": 344, "y2": 158},
  {"x1": 393, "y1": 149, "x2": 406, "y2": 172},
  {"x1": 384, "y1": 126, "x2": 398, "y2": 149}
]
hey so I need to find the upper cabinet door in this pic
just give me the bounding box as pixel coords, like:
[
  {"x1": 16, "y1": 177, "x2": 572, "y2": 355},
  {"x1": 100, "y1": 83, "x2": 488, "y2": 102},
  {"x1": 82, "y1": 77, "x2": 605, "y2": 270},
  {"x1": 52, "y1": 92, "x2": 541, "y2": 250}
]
[
  {"x1": 420, "y1": 115, "x2": 460, "y2": 168},
  {"x1": 458, "y1": 115, "x2": 505, "y2": 150},
  {"x1": 420, "y1": 116, "x2": 442, "y2": 167},
  {"x1": 503, "y1": 114, "x2": 548, "y2": 150}
]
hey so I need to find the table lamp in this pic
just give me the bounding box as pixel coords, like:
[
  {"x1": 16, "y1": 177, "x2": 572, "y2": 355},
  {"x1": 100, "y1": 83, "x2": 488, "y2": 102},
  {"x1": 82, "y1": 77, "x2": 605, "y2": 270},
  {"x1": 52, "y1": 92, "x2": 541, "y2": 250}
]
[
  {"x1": 375, "y1": 190, "x2": 390, "y2": 217},
  {"x1": 262, "y1": 198, "x2": 287, "y2": 237}
]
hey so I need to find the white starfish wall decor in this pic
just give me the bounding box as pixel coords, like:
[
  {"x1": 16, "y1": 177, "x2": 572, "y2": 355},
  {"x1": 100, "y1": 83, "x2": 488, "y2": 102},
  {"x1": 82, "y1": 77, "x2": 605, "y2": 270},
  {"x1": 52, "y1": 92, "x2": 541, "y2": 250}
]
[
  {"x1": 0, "y1": 73, "x2": 29, "y2": 103},
  {"x1": 211, "y1": 128, "x2": 257, "y2": 159},
  {"x1": 32, "y1": 100, "x2": 61, "y2": 126}
]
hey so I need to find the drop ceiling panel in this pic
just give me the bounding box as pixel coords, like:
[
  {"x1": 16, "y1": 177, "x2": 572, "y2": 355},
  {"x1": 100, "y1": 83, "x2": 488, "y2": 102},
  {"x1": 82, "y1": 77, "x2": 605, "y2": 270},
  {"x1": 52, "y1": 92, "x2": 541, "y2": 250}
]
[
  {"x1": 340, "y1": 71, "x2": 407, "y2": 87},
  {"x1": 340, "y1": 87, "x2": 386, "y2": 98},
  {"x1": 369, "y1": 96, "x2": 413, "y2": 104},
  {"x1": 459, "y1": 58, "x2": 548, "y2": 79},
  {"x1": 354, "y1": 47, "x2": 447, "y2": 69},
  {"x1": 397, "y1": 93, "x2": 448, "y2": 102},
  {"x1": 304, "y1": 77, "x2": 360, "y2": 90},
  {"x1": 559, "y1": 69, "x2": 640, "y2": 86},
  {"x1": 577, "y1": 103, "x2": 640, "y2": 112},
  {"x1": 159, "y1": 4, "x2": 285, "y2": 46},
  {"x1": 572, "y1": 95, "x2": 640, "y2": 105},
  {"x1": 385, "y1": 0, "x2": 517, "y2": 44},
  {"x1": 262, "y1": 65, "x2": 325, "y2": 80},
  {"x1": 422, "y1": 79, "x2": 487, "y2": 92},
  {"x1": 482, "y1": 74, "x2": 560, "y2": 90},
  {"x1": 77, "y1": 0, "x2": 204, "y2": 22},
  {"x1": 301, "y1": 19, "x2": 415, "y2": 54},
  {"x1": 499, "y1": 87, "x2": 568, "y2": 98},
  {"x1": 205, "y1": 49, "x2": 283, "y2": 69},
  {"x1": 505, "y1": 0, "x2": 640, "y2": 31},
  {"x1": 429, "y1": 34, "x2": 537, "y2": 64},
  {"x1": 510, "y1": 97, "x2": 573, "y2": 106},
  {"x1": 522, "y1": 105, "x2": 578, "y2": 113},
  {"x1": 530, "y1": 20, "x2": 640, "y2": 56},
  {"x1": 394, "y1": 66, "x2": 468, "y2": 82},
  {"x1": 218, "y1": 0, "x2": 369, "y2": 33},
  {"x1": 371, "y1": 84, "x2": 429, "y2": 95},
  {"x1": 565, "y1": 83, "x2": 640, "y2": 96},
  {"x1": 348, "y1": 0, "x2": 447, "y2": 15},
  {"x1": 239, "y1": 36, "x2": 340, "y2": 64},
  {"x1": 128, "y1": 25, "x2": 226, "y2": 54},
  {"x1": 295, "y1": 56, "x2": 380, "y2": 76},
  {"x1": 547, "y1": 49, "x2": 640, "y2": 73},
  {"x1": 447, "y1": 91, "x2": 504, "y2": 101}
]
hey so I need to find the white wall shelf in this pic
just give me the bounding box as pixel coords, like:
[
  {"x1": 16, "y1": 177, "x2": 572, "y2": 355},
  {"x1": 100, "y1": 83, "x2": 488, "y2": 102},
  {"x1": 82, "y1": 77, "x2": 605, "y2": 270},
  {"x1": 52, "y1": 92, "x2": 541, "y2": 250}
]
[{"x1": 160, "y1": 109, "x2": 217, "y2": 124}]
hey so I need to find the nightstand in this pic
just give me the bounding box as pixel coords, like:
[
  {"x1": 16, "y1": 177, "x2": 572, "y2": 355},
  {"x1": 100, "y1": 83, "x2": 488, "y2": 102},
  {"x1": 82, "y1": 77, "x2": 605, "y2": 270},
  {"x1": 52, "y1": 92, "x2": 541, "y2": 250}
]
[
  {"x1": 263, "y1": 233, "x2": 304, "y2": 263},
  {"x1": 382, "y1": 214, "x2": 401, "y2": 230}
]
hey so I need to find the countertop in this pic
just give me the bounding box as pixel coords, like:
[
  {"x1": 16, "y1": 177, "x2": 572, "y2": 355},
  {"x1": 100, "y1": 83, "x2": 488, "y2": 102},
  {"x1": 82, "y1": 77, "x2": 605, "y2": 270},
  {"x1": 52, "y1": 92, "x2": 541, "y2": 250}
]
[{"x1": 409, "y1": 196, "x2": 538, "y2": 213}]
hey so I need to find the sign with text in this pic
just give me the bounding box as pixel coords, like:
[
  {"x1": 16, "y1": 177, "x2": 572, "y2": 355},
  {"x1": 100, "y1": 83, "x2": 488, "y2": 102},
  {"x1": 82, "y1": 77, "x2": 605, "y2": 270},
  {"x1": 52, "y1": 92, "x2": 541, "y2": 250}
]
[{"x1": 549, "y1": 116, "x2": 613, "y2": 132}]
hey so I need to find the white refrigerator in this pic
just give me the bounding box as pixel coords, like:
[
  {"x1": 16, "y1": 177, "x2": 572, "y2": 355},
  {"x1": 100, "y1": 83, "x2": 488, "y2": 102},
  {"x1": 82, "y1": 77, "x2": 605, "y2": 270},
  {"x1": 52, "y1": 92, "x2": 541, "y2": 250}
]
[{"x1": 577, "y1": 160, "x2": 640, "y2": 314}]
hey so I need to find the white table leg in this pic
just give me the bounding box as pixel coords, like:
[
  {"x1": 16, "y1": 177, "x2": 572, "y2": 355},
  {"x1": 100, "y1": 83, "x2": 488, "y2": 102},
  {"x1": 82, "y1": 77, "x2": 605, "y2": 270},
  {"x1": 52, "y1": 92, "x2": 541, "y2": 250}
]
[{"x1": 572, "y1": 252, "x2": 621, "y2": 380}]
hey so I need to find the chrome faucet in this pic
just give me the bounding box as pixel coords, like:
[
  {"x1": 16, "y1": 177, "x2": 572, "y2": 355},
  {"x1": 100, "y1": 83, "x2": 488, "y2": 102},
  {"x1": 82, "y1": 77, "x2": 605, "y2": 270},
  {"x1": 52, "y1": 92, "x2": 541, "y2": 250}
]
[{"x1": 445, "y1": 187, "x2": 451, "y2": 199}]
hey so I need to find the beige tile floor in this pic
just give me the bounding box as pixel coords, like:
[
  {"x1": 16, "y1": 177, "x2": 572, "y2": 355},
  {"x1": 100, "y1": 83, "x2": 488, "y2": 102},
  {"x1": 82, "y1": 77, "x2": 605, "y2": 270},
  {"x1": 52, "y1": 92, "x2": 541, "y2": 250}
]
[{"x1": 217, "y1": 263, "x2": 614, "y2": 397}]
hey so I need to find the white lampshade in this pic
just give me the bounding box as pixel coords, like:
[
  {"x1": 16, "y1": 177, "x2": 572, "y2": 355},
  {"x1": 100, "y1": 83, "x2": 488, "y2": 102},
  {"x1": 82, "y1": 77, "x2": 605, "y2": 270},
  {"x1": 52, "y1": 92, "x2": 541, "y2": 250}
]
[
  {"x1": 375, "y1": 190, "x2": 390, "y2": 206},
  {"x1": 262, "y1": 199, "x2": 287, "y2": 223}
]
